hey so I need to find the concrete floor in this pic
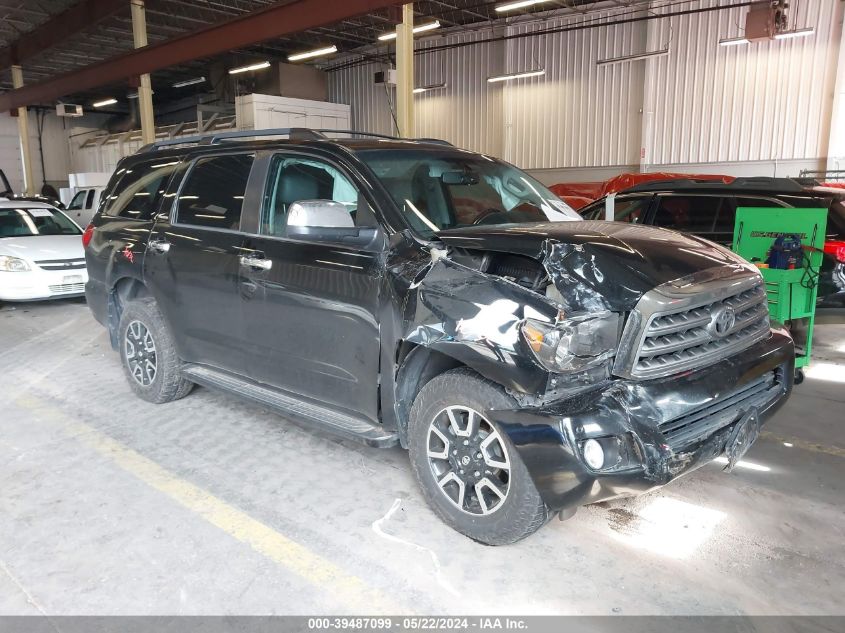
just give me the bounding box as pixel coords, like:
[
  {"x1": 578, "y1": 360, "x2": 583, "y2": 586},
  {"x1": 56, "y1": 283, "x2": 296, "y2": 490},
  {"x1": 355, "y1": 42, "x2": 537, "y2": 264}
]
[{"x1": 1, "y1": 298, "x2": 843, "y2": 616}]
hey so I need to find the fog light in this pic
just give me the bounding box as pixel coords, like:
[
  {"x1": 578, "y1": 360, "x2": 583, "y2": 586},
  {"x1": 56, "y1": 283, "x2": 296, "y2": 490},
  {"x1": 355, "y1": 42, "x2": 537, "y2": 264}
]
[{"x1": 582, "y1": 439, "x2": 605, "y2": 470}]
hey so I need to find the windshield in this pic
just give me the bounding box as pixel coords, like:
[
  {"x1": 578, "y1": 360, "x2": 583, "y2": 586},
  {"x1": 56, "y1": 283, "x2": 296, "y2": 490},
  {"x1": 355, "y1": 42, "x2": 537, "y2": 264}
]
[
  {"x1": 0, "y1": 207, "x2": 81, "y2": 238},
  {"x1": 68, "y1": 190, "x2": 87, "y2": 211},
  {"x1": 358, "y1": 149, "x2": 579, "y2": 237}
]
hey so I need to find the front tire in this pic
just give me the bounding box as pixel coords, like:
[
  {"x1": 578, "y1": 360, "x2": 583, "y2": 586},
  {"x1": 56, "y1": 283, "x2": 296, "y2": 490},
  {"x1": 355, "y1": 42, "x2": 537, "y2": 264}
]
[
  {"x1": 118, "y1": 298, "x2": 193, "y2": 403},
  {"x1": 408, "y1": 368, "x2": 549, "y2": 545}
]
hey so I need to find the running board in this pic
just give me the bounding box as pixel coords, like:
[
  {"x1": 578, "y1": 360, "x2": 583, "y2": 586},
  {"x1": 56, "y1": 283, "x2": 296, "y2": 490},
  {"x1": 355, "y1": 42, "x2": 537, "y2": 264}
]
[{"x1": 181, "y1": 364, "x2": 399, "y2": 448}]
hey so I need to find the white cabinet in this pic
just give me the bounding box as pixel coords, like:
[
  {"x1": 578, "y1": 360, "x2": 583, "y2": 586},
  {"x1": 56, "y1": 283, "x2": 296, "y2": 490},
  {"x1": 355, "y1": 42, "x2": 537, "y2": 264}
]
[{"x1": 236, "y1": 94, "x2": 351, "y2": 133}]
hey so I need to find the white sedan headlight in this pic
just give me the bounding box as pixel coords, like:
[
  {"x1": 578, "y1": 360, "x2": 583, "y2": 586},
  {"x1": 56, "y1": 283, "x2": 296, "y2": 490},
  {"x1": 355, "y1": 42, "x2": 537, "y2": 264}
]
[
  {"x1": 0, "y1": 255, "x2": 31, "y2": 272},
  {"x1": 520, "y1": 311, "x2": 621, "y2": 373}
]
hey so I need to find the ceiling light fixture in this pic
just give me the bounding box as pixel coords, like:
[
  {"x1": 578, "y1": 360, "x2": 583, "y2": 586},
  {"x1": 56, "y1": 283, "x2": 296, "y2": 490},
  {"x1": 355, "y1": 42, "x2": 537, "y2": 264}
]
[
  {"x1": 487, "y1": 69, "x2": 545, "y2": 83},
  {"x1": 378, "y1": 20, "x2": 441, "y2": 41},
  {"x1": 719, "y1": 36, "x2": 750, "y2": 46},
  {"x1": 92, "y1": 98, "x2": 117, "y2": 108},
  {"x1": 228, "y1": 61, "x2": 271, "y2": 74},
  {"x1": 774, "y1": 27, "x2": 815, "y2": 40},
  {"x1": 597, "y1": 49, "x2": 670, "y2": 65},
  {"x1": 495, "y1": 0, "x2": 553, "y2": 13},
  {"x1": 413, "y1": 82, "x2": 447, "y2": 94},
  {"x1": 287, "y1": 45, "x2": 338, "y2": 62},
  {"x1": 173, "y1": 76, "x2": 206, "y2": 88}
]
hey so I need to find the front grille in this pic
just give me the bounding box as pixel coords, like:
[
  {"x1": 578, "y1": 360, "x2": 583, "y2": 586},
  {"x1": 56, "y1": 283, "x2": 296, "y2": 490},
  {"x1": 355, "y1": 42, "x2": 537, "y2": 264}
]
[
  {"x1": 659, "y1": 369, "x2": 782, "y2": 450},
  {"x1": 48, "y1": 283, "x2": 85, "y2": 294},
  {"x1": 36, "y1": 258, "x2": 86, "y2": 271},
  {"x1": 628, "y1": 281, "x2": 770, "y2": 379}
]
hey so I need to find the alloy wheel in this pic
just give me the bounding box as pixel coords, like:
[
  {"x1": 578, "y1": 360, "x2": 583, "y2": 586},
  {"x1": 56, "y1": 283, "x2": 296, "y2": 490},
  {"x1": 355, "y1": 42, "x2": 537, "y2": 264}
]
[
  {"x1": 426, "y1": 405, "x2": 511, "y2": 515},
  {"x1": 124, "y1": 320, "x2": 157, "y2": 387}
]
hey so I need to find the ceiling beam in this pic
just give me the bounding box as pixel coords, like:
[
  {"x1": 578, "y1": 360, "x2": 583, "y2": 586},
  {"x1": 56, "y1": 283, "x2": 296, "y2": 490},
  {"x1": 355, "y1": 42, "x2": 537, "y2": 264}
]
[
  {"x1": 0, "y1": 0, "x2": 127, "y2": 71},
  {"x1": 0, "y1": 0, "x2": 405, "y2": 111}
]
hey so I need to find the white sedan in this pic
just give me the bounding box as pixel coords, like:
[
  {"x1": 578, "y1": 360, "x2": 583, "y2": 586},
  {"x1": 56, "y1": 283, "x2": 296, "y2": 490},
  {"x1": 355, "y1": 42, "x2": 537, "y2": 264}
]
[{"x1": 0, "y1": 200, "x2": 88, "y2": 302}]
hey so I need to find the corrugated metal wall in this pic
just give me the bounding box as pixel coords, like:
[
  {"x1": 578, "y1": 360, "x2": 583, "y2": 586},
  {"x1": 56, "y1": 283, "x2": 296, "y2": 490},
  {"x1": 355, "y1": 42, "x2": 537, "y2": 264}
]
[
  {"x1": 502, "y1": 10, "x2": 645, "y2": 169},
  {"x1": 415, "y1": 31, "x2": 505, "y2": 157},
  {"x1": 646, "y1": 0, "x2": 842, "y2": 166},
  {"x1": 326, "y1": 61, "x2": 395, "y2": 139},
  {"x1": 329, "y1": 30, "x2": 505, "y2": 156},
  {"x1": 327, "y1": 0, "x2": 843, "y2": 173},
  {"x1": 0, "y1": 113, "x2": 71, "y2": 193}
]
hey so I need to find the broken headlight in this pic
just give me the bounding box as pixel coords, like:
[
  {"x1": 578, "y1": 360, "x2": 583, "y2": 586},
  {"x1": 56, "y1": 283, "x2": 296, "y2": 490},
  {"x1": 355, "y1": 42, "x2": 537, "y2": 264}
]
[{"x1": 520, "y1": 311, "x2": 621, "y2": 373}]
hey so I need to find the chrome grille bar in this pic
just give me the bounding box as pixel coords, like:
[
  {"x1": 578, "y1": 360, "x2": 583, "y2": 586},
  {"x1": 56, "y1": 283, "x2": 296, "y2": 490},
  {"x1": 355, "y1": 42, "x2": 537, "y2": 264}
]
[
  {"x1": 614, "y1": 267, "x2": 772, "y2": 380},
  {"x1": 36, "y1": 258, "x2": 87, "y2": 271}
]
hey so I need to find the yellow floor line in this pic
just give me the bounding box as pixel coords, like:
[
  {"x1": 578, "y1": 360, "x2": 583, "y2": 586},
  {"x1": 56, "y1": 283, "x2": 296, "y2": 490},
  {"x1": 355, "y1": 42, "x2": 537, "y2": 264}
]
[
  {"x1": 15, "y1": 395, "x2": 400, "y2": 613},
  {"x1": 760, "y1": 431, "x2": 845, "y2": 458}
]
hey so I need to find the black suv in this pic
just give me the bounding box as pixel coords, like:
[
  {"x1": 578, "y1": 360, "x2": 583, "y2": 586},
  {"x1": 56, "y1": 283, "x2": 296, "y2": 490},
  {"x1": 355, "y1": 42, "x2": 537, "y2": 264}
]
[
  {"x1": 84, "y1": 129, "x2": 794, "y2": 544},
  {"x1": 578, "y1": 178, "x2": 845, "y2": 309}
]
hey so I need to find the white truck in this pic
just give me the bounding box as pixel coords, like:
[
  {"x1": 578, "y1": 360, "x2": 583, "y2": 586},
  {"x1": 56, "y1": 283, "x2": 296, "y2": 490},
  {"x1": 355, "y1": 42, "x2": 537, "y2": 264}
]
[{"x1": 61, "y1": 172, "x2": 111, "y2": 227}]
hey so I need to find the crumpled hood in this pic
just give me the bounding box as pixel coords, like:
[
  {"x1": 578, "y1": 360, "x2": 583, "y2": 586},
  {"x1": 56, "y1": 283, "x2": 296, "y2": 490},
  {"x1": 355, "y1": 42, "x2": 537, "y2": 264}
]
[{"x1": 437, "y1": 220, "x2": 752, "y2": 311}]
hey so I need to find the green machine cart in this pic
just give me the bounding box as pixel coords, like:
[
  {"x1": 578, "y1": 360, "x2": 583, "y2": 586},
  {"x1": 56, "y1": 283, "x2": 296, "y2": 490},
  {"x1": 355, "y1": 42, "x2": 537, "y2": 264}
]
[{"x1": 732, "y1": 207, "x2": 828, "y2": 383}]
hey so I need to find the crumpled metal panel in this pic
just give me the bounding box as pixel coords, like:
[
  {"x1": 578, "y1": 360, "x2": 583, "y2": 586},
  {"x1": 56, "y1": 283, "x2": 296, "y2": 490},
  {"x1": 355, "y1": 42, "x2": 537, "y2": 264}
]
[
  {"x1": 488, "y1": 327, "x2": 794, "y2": 511},
  {"x1": 436, "y1": 220, "x2": 751, "y2": 312},
  {"x1": 402, "y1": 255, "x2": 558, "y2": 395},
  {"x1": 645, "y1": 0, "x2": 841, "y2": 165}
]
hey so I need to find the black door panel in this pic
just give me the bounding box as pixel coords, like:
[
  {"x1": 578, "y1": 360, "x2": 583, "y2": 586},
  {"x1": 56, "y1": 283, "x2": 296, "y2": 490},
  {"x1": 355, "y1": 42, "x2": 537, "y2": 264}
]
[
  {"x1": 144, "y1": 225, "x2": 249, "y2": 372},
  {"x1": 239, "y1": 151, "x2": 385, "y2": 423},
  {"x1": 143, "y1": 152, "x2": 257, "y2": 375},
  {"x1": 240, "y1": 237, "x2": 382, "y2": 423}
]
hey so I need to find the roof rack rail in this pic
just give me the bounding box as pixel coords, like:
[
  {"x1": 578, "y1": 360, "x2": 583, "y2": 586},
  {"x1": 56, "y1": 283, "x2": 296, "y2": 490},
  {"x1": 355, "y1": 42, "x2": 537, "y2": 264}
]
[
  {"x1": 139, "y1": 127, "x2": 453, "y2": 152},
  {"x1": 623, "y1": 176, "x2": 807, "y2": 194},
  {"x1": 796, "y1": 169, "x2": 845, "y2": 185}
]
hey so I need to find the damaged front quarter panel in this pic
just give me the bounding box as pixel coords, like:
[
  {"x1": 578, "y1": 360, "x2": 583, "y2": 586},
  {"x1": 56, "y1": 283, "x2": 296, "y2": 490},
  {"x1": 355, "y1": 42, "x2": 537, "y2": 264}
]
[{"x1": 401, "y1": 253, "x2": 561, "y2": 396}]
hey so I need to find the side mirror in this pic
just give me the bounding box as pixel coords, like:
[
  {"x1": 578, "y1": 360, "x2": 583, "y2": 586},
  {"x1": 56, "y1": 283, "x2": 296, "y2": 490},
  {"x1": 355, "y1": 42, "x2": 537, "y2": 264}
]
[
  {"x1": 286, "y1": 200, "x2": 382, "y2": 250},
  {"x1": 287, "y1": 200, "x2": 354, "y2": 229}
]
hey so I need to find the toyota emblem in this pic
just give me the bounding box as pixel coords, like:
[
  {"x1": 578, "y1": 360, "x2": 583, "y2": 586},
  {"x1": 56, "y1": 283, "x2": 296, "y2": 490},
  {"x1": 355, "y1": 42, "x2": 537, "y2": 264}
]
[{"x1": 711, "y1": 306, "x2": 736, "y2": 338}]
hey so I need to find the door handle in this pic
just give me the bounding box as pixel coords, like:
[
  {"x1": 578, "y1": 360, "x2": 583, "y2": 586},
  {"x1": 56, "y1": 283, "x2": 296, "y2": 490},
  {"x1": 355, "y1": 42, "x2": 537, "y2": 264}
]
[
  {"x1": 239, "y1": 255, "x2": 272, "y2": 271},
  {"x1": 149, "y1": 238, "x2": 171, "y2": 254}
]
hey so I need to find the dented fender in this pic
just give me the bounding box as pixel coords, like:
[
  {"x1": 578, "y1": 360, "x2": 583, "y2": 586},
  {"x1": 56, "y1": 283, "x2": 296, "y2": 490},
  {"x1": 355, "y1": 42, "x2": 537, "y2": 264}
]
[{"x1": 401, "y1": 255, "x2": 559, "y2": 395}]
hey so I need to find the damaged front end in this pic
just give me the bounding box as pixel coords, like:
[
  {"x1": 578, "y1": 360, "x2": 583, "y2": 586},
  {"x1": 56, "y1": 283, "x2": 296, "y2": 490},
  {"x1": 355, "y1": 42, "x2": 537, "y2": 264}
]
[
  {"x1": 400, "y1": 244, "x2": 621, "y2": 406},
  {"x1": 393, "y1": 221, "x2": 795, "y2": 514}
]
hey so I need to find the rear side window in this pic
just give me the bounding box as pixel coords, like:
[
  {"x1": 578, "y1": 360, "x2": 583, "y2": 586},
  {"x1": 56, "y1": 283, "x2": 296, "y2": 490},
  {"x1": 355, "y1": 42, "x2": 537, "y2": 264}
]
[
  {"x1": 176, "y1": 154, "x2": 254, "y2": 230},
  {"x1": 612, "y1": 197, "x2": 650, "y2": 223},
  {"x1": 654, "y1": 195, "x2": 722, "y2": 234},
  {"x1": 579, "y1": 196, "x2": 649, "y2": 222},
  {"x1": 104, "y1": 160, "x2": 180, "y2": 220},
  {"x1": 714, "y1": 196, "x2": 785, "y2": 234}
]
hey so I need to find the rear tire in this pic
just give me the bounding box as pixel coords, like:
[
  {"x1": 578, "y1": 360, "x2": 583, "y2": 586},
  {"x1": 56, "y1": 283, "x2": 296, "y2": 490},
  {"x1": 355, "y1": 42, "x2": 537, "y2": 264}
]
[
  {"x1": 118, "y1": 297, "x2": 193, "y2": 403},
  {"x1": 408, "y1": 367, "x2": 549, "y2": 545}
]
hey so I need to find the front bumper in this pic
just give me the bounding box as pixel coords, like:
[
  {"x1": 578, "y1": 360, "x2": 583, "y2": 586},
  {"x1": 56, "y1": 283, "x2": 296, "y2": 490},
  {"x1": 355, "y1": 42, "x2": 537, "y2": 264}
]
[
  {"x1": 489, "y1": 327, "x2": 794, "y2": 512},
  {"x1": 0, "y1": 268, "x2": 89, "y2": 301}
]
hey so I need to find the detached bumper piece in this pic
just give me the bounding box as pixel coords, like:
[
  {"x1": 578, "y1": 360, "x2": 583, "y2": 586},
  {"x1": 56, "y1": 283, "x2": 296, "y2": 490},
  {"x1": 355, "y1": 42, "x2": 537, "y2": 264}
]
[{"x1": 489, "y1": 328, "x2": 794, "y2": 512}]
